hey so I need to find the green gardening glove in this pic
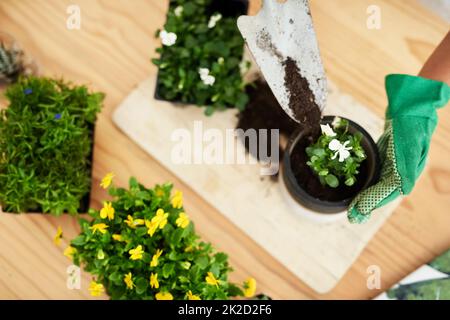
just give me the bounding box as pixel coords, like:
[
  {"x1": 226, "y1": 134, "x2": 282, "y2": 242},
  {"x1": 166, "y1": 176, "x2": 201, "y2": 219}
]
[{"x1": 348, "y1": 74, "x2": 450, "y2": 224}]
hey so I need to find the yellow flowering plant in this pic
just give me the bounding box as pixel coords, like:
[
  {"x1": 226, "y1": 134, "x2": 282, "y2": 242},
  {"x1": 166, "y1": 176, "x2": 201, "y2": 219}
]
[{"x1": 68, "y1": 176, "x2": 253, "y2": 300}]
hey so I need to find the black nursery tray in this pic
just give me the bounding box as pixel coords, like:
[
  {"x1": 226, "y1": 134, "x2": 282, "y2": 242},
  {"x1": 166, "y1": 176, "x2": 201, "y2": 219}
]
[{"x1": 154, "y1": 0, "x2": 249, "y2": 104}]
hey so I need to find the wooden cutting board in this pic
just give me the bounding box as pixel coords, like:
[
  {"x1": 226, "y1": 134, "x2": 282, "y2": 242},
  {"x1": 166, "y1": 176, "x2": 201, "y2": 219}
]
[{"x1": 113, "y1": 76, "x2": 401, "y2": 293}]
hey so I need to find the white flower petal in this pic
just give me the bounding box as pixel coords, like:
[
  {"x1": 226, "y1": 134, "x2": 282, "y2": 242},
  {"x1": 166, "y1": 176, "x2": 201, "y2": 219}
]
[
  {"x1": 342, "y1": 140, "x2": 352, "y2": 150},
  {"x1": 199, "y1": 68, "x2": 210, "y2": 81},
  {"x1": 174, "y1": 6, "x2": 183, "y2": 17},
  {"x1": 332, "y1": 117, "x2": 341, "y2": 128},
  {"x1": 320, "y1": 124, "x2": 336, "y2": 137},
  {"x1": 339, "y1": 149, "x2": 350, "y2": 162},
  {"x1": 203, "y1": 75, "x2": 215, "y2": 86},
  {"x1": 328, "y1": 139, "x2": 341, "y2": 151},
  {"x1": 208, "y1": 13, "x2": 222, "y2": 28},
  {"x1": 160, "y1": 30, "x2": 177, "y2": 46}
]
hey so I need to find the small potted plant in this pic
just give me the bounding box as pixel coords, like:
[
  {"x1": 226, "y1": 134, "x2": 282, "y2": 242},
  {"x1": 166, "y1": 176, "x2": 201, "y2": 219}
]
[
  {"x1": 152, "y1": 0, "x2": 251, "y2": 115},
  {"x1": 0, "y1": 31, "x2": 38, "y2": 85},
  {"x1": 0, "y1": 76, "x2": 103, "y2": 215},
  {"x1": 64, "y1": 175, "x2": 258, "y2": 300},
  {"x1": 281, "y1": 116, "x2": 380, "y2": 221}
]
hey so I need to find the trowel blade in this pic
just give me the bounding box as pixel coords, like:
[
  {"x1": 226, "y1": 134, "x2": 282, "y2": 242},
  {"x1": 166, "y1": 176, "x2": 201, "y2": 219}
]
[{"x1": 237, "y1": 0, "x2": 327, "y2": 122}]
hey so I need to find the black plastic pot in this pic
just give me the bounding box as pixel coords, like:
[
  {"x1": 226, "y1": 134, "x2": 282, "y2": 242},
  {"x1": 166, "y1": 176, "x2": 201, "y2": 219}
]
[
  {"x1": 154, "y1": 0, "x2": 249, "y2": 103},
  {"x1": 282, "y1": 116, "x2": 381, "y2": 214}
]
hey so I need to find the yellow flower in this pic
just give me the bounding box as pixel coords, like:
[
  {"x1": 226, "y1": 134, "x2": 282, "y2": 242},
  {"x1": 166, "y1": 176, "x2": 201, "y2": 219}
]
[
  {"x1": 172, "y1": 190, "x2": 183, "y2": 209},
  {"x1": 150, "y1": 273, "x2": 159, "y2": 289},
  {"x1": 243, "y1": 277, "x2": 257, "y2": 298},
  {"x1": 146, "y1": 209, "x2": 168, "y2": 236},
  {"x1": 112, "y1": 234, "x2": 123, "y2": 241},
  {"x1": 125, "y1": 215, "x2": 145, "y2": 229},
  {"x1": 63, "y1": 246, "x2": 76, "y2": 260},
  {"x1": 205, "y1": 272, "x2": 219, "y2": 287},
  {"x1": 88, "y1": 281, "x2": 104, "y2": 297},
  {"x1": 100, "y1": 201, "x2": 115, "y2": 220},
  {"x1": 150, "y1": 249, "x2": 163, "y2": 267},
  {"x1": 187, "y1": 290, "x2": 201, "y2": 300},
  {"x1": 145, "y1": 219, "x2": 159, "y2": 237},
  {"x1": 153, "y1": 209, "x2": 169, "y2": 229},
  {"x1": 175, "y1": 212, "x2": 190, "y2": 229},
  {"x1": 155, "y1": 292, "x2": 173, "y2": 300},
  {"x1": 129, "y1": 245, "x2": 144, "y2": 260},
  {"x1": 124, "y1": 272, "x2": 135, "y2": 290},
  {"x1": 100, "y1": 172, "x2": 114, "y2": 189},
  {"x1": 90, "y1": 223, "x2": 108, "y2": 235},
  {"x1": 53, "y1": 226, "x2": 63, "y2": 246}
]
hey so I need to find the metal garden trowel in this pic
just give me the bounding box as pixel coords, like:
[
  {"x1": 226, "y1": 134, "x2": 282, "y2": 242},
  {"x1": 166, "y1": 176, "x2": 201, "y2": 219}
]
[{"x1": 237, "y1": 0, "x2": 327, "y2": 122}]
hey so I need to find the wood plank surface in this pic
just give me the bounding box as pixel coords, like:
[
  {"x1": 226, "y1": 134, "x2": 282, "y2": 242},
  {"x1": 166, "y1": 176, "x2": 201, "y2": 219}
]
[{"x1": 0, "y1": 0, "x2": 449, "y2": 299}]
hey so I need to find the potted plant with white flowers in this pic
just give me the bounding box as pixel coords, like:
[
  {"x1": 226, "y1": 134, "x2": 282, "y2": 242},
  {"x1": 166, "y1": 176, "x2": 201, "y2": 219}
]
[
  {"x1": 281, "y1": 116, "x2": 380, "y2": 219},
  {"x1": 152, "y1": 0, "x2": 251, "y2": 115},
  {"x1": 63, "y1": 174, "x2": 259, "y2": 300}
]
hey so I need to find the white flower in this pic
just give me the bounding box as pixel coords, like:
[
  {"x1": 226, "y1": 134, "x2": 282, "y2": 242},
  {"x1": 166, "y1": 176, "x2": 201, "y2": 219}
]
[
  {"x1": 198, "y1": 68, "x2": 215, "y2": 86},
  {"x1": 174, "y1": 5, "x2": 183, "y2": 17},
  {"x1": 208, "y1": 13, "x2": 222, "y2": 28},
  {"x1": 320, "y1": 124, "x2": 336, "y2": 137},
  {"x1": 329, "y1": 139, "x2": 352, "y2": 162},
  {"x1": 199, "y1": 68, "x2": 210, "y2": 78},
  {"x1": 203, "y1": 75, "x2": 215, "y2": 86},
  {"x1": 160, "y1": 29, "x2": 177, "y2": 46},
  {"x1": 332, "y1": 116, "x2": 342, "y2": 128}
]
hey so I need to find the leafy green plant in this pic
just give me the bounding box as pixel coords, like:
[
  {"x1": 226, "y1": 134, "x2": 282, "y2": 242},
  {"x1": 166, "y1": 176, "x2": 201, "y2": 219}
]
[
  {"x1": 0, "y1": 76, "x2": 103, "y2": 214},
  {"x1": 152, "y1": 0, "x2": 251, "y2": 115},
  {"x1": 65, "y1": 175, "x2": 257, "y2": 300},
  {"x1": 306, "y1": 118, "x2": 366, "y2": 188}
]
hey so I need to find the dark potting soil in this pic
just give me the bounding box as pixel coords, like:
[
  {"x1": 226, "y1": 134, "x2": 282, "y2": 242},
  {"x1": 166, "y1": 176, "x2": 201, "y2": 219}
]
[
  {"x1": 237, "y1": 80, "x2": 298, "y2": 163},
  {"x1": 290, "y1": 137, "x2": 369, "y2": 202},
  {"x1": 283, "y1": 57, "x2": 321, "y2": 137},
  {"x1": 282, "y1": 57, "x2": 364, "y2": 201}
]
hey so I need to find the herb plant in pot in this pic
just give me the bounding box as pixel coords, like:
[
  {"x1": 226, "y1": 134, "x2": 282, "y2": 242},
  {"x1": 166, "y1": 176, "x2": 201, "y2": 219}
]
[
  {"x1": 0, "y1": 31, "x2": 38, "y2": 85},
  {"x1": 152, "y1": 0, "x2": 251, "y2": 115},
  {"x1": 65, "y1": 175, "x2": 258, "y2": 300},
  {"x1": 281, "y1": 116, "x2": 380, "y2": 222},
  {"x1": 0, "y1": 76, "x2": 103, "y2": 215}
]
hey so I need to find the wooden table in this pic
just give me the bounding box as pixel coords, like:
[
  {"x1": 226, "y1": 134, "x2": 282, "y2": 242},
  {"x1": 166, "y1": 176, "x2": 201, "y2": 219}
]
[{"x1": 0, "y1": 0, "x2": 449, "y2": 299}]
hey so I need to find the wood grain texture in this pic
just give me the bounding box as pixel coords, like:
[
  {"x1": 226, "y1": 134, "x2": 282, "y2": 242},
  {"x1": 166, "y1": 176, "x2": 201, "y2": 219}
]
[{"x1": 0, "y1": 0, "x2": 449, "y2": 299}]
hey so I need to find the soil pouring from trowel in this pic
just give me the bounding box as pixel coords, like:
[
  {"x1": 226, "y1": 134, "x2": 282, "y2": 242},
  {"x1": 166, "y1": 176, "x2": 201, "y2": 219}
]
[{"x1": 237, "y1": 0, "x2": 381, "y2": 218}]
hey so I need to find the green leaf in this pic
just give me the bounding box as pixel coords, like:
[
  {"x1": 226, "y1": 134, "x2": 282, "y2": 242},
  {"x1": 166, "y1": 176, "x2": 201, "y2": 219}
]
[
  {"x1": 228, "y1": 283, "x2": 244, "y2": 297},
  {"x1": 108, "y1": 272, "x2": 122, "y2": 284},
  {"x1": 325, "y1": 174, "x2": 339, "y2": 188},
  {"x1": 135, "y1": 277, "x2": 148, "y2": 295},
  {"x1": 195, "y1": 256, "x2": 209, "y2": 270},
  {"x1": 71, "y1": 235, "x2": 86, "y2": 246},
  {"x1": 162, "y1": 263, "x2": 175, "y2": 278},
  {"x1": 345, "y1": 177, "x2": 355, "y2": 186}
]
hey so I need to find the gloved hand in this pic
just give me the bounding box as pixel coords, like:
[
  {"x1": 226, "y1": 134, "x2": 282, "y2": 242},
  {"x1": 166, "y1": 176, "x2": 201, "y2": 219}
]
[{"x1": 348, "y1": 74, "x2": 450, "y2": 224}]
